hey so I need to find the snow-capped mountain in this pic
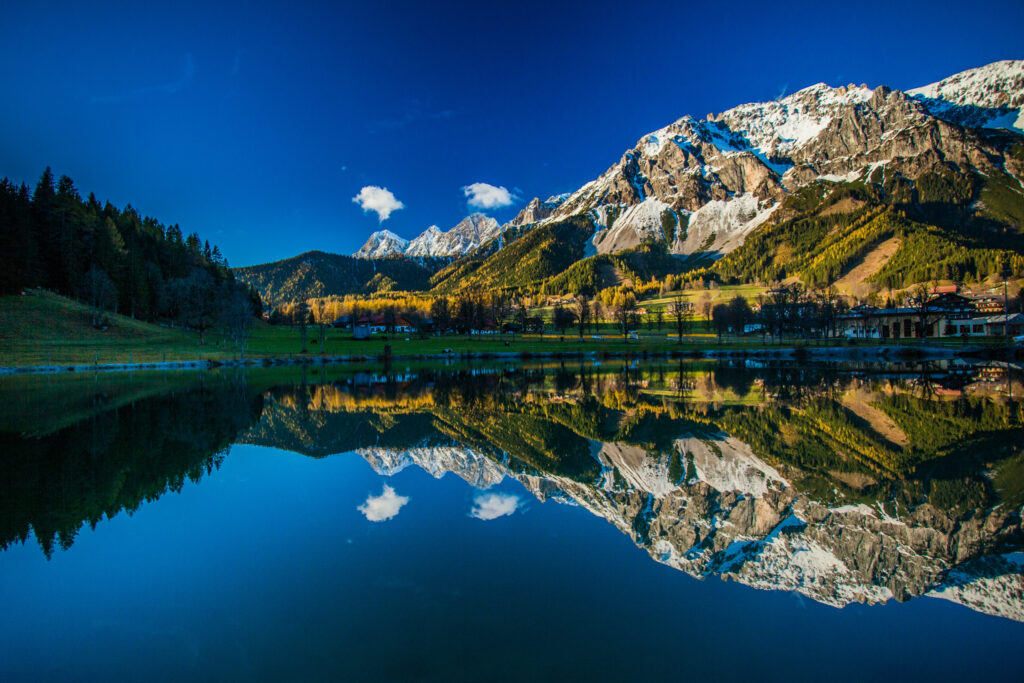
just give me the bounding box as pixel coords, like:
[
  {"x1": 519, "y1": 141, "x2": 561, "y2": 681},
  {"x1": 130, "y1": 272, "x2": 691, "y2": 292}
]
[
  {"x1": 545, "y1": 60, "x2": 1024, "y2": 258},
  {"x1": 405, "y1": 213, "x2": 501, "y2": 257},
  {"x1": 908, "y1": 59, "x2": 1024, "y2": 133},
  {"x1": 353, "y1": 229, "x2": 410, "y2": 259},
  {"x1": 349, "y1": 60, "x2": 1023, "y2": 267},
  {"x1": 354, "y1": 212, "x2": 502, "y2": 259}
]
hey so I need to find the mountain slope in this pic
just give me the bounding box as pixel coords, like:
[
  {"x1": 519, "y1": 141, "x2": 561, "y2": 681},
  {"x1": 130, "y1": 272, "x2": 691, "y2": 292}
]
[
  {"x1": 234, "y1": 251, "x2": 441, "y2": 308},
  {"x1": 429, "y1": 215, "x2": 595, "y2": 293}
]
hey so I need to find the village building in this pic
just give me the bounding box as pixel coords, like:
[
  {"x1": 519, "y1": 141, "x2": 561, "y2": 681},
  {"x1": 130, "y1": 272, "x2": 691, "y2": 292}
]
[
  {"x1": 946, "y1": 313, "x2": 1024, "y2": 338},
  {"x1": 835, "y1": 293, "x2": 979, "y2": 339}
]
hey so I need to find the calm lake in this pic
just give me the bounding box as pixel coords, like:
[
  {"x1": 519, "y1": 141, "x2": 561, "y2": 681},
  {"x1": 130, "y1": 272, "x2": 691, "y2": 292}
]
[{"x1": 1, "y1": 360, "x2": 1023, "y2": 681}]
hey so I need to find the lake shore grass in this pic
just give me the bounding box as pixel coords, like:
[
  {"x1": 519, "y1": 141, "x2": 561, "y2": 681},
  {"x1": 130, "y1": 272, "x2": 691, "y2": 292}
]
[{"x1": 1, "y1": 290, "x2": 1015, "y2": 372}]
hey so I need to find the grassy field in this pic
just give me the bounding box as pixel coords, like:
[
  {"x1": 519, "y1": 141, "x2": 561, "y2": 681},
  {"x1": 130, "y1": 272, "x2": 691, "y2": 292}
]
[{"x1": 0, "y1": 289, "x2": 1008, "y2": 369}]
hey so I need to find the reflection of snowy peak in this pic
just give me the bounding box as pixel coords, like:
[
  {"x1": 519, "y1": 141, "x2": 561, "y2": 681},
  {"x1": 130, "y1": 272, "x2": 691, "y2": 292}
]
[
  {"x1": 361, "y1": 430, "x2": 1024, "y2": 621},
  {"x1": 357, "y1": 446, "x2": 506, "y2": 489},
  {"x1": 928, "y1": 553, "x2": 1024, "y2": 622}
]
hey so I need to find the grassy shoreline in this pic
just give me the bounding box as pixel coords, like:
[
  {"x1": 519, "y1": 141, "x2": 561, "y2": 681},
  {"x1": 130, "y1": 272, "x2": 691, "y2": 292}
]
[{"x1": 1, "y1": 290, "x2": 1016, "y2": 372}]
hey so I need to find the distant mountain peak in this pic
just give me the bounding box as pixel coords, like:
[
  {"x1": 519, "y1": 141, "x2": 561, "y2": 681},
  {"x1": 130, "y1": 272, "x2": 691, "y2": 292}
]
[
  {"x1": 354, "y1": 213, "x2": 503, "y2": 260},
  {"x1": 354, "y1": 229, "x2": 410, "y2": 259}
]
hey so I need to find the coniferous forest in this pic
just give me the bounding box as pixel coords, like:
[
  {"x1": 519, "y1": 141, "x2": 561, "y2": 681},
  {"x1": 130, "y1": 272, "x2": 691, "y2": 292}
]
[{"x1": 0, "y1": 167, "x2": 261, "y2": 329}]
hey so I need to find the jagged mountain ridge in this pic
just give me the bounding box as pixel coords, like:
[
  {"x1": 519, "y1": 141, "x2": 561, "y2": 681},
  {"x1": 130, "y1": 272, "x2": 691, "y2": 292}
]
[
  {"x1": 545, "y1": 60, "x2": 1024, "y2": 258},
  {"x1": 239, "y1": 61, "x2": 1024, "y2": 302},
  {"x1": 354, "y1": 59, "x2": 1023, "y2": 265},
  {"x1": 354, "y1": 212, "x2": 503, "y2": 259},
  {"x1": 354, "y1": 230, "x2": 409, "y2": 259}
]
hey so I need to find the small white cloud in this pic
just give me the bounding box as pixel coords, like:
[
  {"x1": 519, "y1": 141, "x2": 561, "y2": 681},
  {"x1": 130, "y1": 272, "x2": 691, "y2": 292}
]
[
  {"x1": 470, "y1": 492, "x2": 521, "y2": 521},
  {"x1": 358, "y1": 485, "x2": 409, "y2": 522},
  {"x1": 352, "y1": 186, "x2": 404, "y2": 222},
  {"x1": 463, "y1": 182, "x2": 515, "y2": 209}
]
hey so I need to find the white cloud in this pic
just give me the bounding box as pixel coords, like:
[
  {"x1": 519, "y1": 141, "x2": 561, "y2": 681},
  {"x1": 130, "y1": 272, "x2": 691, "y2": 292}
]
[
  {"x1": 470, "y1": 492, "x2": 521, "y2": 521},
  {"x1": 358, "y1": 485, "x2": 409, "y2": 522},
  {"x1": 463, "y1": 182, "x2": 515, "y2": 209},
  {"x1": 352, "y1": 186, "x2": 404, "y2": 222}
]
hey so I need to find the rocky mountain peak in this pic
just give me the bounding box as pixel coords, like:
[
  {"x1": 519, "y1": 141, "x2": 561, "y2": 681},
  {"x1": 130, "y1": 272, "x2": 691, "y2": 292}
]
[
  {"x1": 908, "y1": 59, "x2": 1024, "y2": 133},
  {"x1": 353, "y1": 229, "x2": 410, "y2": 259},
  {"x1": 507, "y1": 194, "x2": 569, "y2": 227}
]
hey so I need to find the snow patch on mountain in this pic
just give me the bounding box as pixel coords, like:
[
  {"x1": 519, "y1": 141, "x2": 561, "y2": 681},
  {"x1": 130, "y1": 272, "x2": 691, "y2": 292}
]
[
  {"x1": 592, "y1": 197, "x2": 671, "y2": 254},
  {"x1": 674, "y1": 194, "x2": 777, "y2": 256},
  {"x1": 717, "y1": 82, "x2": 874, "y2": 157},
  {"x1": 596, "y1": 443, "x2": 678, "y2": 498}
]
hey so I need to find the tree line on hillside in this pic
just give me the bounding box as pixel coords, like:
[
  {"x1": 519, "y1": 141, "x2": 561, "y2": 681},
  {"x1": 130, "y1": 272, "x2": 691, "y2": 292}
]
[
  {"x1": 0, "y1": 167, "x2": 262, "y2": 342},
  {"x1": 710, "y1": 179, "x2": 1024, "y2": 289},
  {"x1": 267, "y1": 286, "x2": 698, "y2": 345}
]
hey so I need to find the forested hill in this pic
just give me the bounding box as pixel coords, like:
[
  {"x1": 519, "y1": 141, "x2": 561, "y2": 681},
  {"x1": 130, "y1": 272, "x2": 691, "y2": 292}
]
[
  {"x1": 0, "y1": 167, "x2": 260, "y2": 323},
  {"x1": 233, "y1": 251, "x2": 443, "y2": 309}
]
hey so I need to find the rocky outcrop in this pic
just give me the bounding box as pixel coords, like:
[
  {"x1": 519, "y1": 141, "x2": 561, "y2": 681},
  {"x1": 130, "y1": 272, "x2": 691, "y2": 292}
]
[
  {"x1": 909, "y1": 59, "x2": 1024, "y2": 133},
  {"x1": 507, "y1": 195, "x2": 568, "y2": 227}
]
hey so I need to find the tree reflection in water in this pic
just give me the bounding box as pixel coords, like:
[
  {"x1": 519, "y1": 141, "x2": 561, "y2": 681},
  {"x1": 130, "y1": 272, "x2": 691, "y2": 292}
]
[{"x1": 2, "y1": 360, "x2": 1022, "y2": 619}]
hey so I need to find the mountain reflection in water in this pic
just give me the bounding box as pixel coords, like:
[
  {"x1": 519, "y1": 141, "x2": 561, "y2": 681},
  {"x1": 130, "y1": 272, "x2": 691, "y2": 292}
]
[{"x1": 2, "y1": 360, "x2": 1023, "y2": 621}]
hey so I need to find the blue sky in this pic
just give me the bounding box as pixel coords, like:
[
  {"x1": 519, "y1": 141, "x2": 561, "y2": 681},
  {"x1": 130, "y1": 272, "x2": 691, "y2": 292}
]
[{"x1": 1, "y1": 0, "x2": 1022, "y2": 266}]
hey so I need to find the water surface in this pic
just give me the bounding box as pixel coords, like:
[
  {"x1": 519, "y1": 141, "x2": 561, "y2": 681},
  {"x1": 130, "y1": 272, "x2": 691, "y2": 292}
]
[{"x1": 2, "y1": 361, "x2": 1022, "y2": 681}]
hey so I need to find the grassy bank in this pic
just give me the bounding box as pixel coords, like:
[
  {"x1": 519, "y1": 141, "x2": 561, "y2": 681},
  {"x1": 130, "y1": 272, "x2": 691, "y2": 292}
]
[{"x1": 0, "y1": 290, "x2": 1010, "y2": 369}]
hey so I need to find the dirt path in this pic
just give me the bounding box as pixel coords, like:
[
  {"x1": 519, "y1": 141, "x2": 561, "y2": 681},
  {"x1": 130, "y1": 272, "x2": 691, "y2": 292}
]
[
  {"x1": 834, "y1": 237, "x2": 901, "y2": 295},
  {"x1": 599, "y1": 263, "x2": 633, "y2": 289}
]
